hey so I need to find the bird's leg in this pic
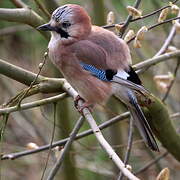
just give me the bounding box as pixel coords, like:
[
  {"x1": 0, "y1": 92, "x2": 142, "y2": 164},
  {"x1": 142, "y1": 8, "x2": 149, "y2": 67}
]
[
  {"x1": 74, "y1": 95, "x2": 93, "y2": 114},
  {"x1": 74, "y1": 95, "x2": 85, "y2": 108}
]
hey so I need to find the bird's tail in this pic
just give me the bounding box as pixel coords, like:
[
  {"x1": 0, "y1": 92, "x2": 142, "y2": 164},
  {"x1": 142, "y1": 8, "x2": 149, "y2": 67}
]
[{"x1": 127, "y1": 91, "x2": 159, "y2": 151}]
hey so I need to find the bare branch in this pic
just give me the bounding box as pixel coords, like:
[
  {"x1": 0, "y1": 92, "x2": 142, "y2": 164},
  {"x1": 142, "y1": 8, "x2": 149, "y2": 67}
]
[
  {"x1": 43, "y1": 0, "x2": 59, "y2": 13},
  {"x1": 0, "y1": 8, "x2": 48, "y2": 39},
  {"x1": 10, "y1": 0, "x2": 28, "y2": 8},
  {"x1": 117, "y1": 117, "x2": 134, "y2": 180},
  {"x1": 133, "y1": 50, "x2": 180, "y2": 71},
  {"x1": 120, "y1": 0, "x2": 141, "y2": 37},
  {"x1": 1, "y1": 50, "x2": 179, "y2": 91},
  {"x1": 47, "y1": 116, "x2": 85, "y2": 180},
  {"x1": 131, "y1": 0, "x2": 179, "y2": 23},
  {"x1": 81, "y1": 106, "x2": 139, "y2": 180},
  {"x1": 0, "y1": 58, "x2": 43, "y2": 86},
  {"x1": 41, "y1": 103, "x2": 57, "y2": 179},
  {"x1": 135, "y1": 151, "x2": 168, "y2": 175},
  {"x1": 1, "y1": 112, "x2": 178, "y2": 160},
  {"x1": 33, "y1": 0, "x2": 51, "y2": 19},
  {"x1": 0, "y1": 112, "x2": 129, "y2": 160},
  {"x1": 148, "y1": 17, "x2": 180, "y2": 31},
  {"x1": 50, "y1": 80, "x2": 139, "y2": 179},
  {"x1": 171, "y1": 112, "x2": 180, "y2": 119},
  {"x1": 155, "y1": 10, "x2": 180, "y2": 56},
  {"x1": 155, "y1": 27, "x2": 176, "y2": 56},
  {"x1": 17, "y1": 51, "x2": 48, "y2": 106},
  {"x1": 162, "y1": 59, "x2": 180, "y2": 101},
  {"x1": 103, "y1": 0, "x2": 179, "y2": 29},
  {"x1": 0, "y1": 93, "x2": 67, "y2": 115},
  {"x1": 127, "y1": 17, "x2": 180, "y2": 43}
]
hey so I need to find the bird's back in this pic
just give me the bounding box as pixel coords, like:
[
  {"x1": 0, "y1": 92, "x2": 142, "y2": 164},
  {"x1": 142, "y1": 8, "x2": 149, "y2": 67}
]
[{"x1": 87, "y1": 25, "x2": 132, "y2": 71}]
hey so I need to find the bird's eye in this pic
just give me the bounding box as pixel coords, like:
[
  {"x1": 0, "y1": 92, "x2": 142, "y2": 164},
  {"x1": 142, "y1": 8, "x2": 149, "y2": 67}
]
[{"x1": 62, "y1": 22, "x2": 71, "y2": 28}]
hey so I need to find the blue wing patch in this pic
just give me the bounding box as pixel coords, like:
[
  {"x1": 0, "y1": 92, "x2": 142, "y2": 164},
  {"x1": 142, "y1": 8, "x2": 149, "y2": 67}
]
[{"x1": 80, "y1": 62, "x2": 109, "y2": 81}]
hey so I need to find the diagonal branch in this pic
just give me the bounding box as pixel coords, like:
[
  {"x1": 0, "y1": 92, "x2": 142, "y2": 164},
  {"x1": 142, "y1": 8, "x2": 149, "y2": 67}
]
[
  {"x1": 162, "y1": 59, "x2": 180, "y2": 101},
  {"x1": 1, "y1": 112, "x2": 178, "y2": 160},
  {"x1": 103, "y1": 0, "x2": 179, "y2": 29},
  {"x1": 0, "y1": 58, "x2": 43, "y2": 86},
  {"x1": 1, "y1": 52, "x2": 180, "y2": 162},
  {"x1": 81, "y1": 105, "x2": 139, "y2": 180},
  {"x1": 61, "y1": 81, "x2": 139, "y2": 180},
  {"x1": 0, "y1": 50, "x2": 179, "y2": 90},
  {"x1": 47, "y1": 116, "x2": 85, "y2": 180},
  {"x1": 33, "y1": 0, "x2": 51, "y2": 19},
  {"x1": 133, "y1": 50, "x2": 180, "y2": 71},
  {"x1": 135, "y1": 151, "x2": 169, "y2": 175},
  {"x1": 120, "y1": 0, "x2": 141, "y2": 37},
  {"x1": 1, "y1": 112, "x2": 129, "y2": 160},
  {"x1": 10, "y1": 0, "x2": 28, "y2": 8},
  {"x1": 117, "y1": 117, "x2": 134, "y2": 180},
  {"x1": 0, "y1": 8, "x2": 48, "y2": 39},
  {"x1": 127, "y1": 17, "x2": 180, "y2": 44},
  {"x1": 155, "y1": 10, "x2": 180, "y2": 57},
  {"x1": 0, "y1": 93, "x2": 67, "y2": 115}
]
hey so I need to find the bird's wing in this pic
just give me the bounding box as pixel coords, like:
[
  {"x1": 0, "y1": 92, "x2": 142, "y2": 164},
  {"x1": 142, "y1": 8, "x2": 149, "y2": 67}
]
[
  {"x1": 70, "y1": 39, "x2": 109, "y2": 70},
  {"x1": 88, "y1": 26, "x2": 132, "y2": 70},
  {"x1": 71, "y1": 27, "x2": 131, "y2": 71},
  {"x1": 70, "y1": 39, "x2": 149, "y2": 95}
]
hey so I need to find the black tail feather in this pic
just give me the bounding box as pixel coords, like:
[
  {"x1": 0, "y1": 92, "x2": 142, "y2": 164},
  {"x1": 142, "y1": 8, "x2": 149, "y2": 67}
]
[{"x1": 128, "y1": 91, "x2": 159, "y2": 151}]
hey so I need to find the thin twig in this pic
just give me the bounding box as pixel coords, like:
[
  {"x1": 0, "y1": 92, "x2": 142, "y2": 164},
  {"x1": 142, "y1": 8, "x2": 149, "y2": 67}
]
[
  {"x1": 81, "y1": 107, "x2": 139, "y2": 180},
  {"x1": 17, "y1": 51, "x2": 48, "y2": 106},
  {"x1": 155, "y1": 27, "x2": 177, "y2": 56},
  {"x1": 155, "y1": 10, "x2": 180, "y2": 57},
  {"x1": 148, "y1": 17, "x2": 180, "y2": 30},
  {"x1": 0, "y1": 50, "x2": 179, "y2": 95},
  {"x1": 117, "y1": 117, "x2": 134, "y2": 180},
  {"x1": 103, "y1": 0, "x2": 179, "y2": 29},
  {"x1": 131, "y1": 0, "x2": 179, "y2": 23},
  {"x1": 41, "y1": 103, "x2": 57, "y2": 180},
  {"x1": 33, "y1": 0, "x2": 51, "y2": 19},
  {"x1": 162, "y1": 59, "x2": 180, "y2": 102},
  {"x1": 120, "y1": 0, "x2": 141, "y2": 37},
  {"x1": 135, "y1": 151, "x2": 168, "y2": 175},
  {"x1": 171, "y1": 112, "x2": 180, "y2": 119},
  {"x1": 127, "y1": 17, "x2": 180, "y2": 43},
  {"x1": 133, "y1": 50, "x2": 180, "y2": 71},
  {"x1": 0, "y1": 112, "x2": 129, "y2": 160},
  {"x1": 0, "y1": 114, "x2": 9, "y2": 141},
  {"x1": 10, "y1": 0, "x2": 28, "y2": 8},
  {"x1": 0, "y1": 77, "x2": 47, "y2": 144},
  {"x1": 47, "y1": 116, "x2": 84, "y2": 180},
  {"x1": 0, "y1": 93, "x2": 67, "y2": 115},
  {"x1": 61, "y1": 81, "x2": 140, "y2": 180},
  {"x1": 0, "y1": 8, "x2": 48, "y2": 39},
  {"x1": 1, "y1": 111, "x2": 178, "y2": 160}
]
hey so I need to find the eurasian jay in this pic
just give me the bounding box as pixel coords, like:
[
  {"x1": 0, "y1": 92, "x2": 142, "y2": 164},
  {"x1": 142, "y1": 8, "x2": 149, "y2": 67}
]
[{"x1": 38, "y1": 4, "x2": 159, "y2": 151}]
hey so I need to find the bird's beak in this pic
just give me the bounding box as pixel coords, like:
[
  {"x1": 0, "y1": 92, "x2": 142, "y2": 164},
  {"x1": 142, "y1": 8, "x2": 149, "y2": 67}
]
[{"x1": 37, "y1": 23, "x2": 55, "y2": 31}]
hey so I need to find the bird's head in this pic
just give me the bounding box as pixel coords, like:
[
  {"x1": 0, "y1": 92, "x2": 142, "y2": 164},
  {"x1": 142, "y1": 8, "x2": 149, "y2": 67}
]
[{"x1": 38, "y1": 4, "x2": 91, "y2": 45}]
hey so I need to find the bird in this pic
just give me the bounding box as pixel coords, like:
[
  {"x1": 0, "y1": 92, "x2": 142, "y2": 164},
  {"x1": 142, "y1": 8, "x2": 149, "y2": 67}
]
[{"x1": 38, "y1": 4, "x2": 159, "y2": 151}]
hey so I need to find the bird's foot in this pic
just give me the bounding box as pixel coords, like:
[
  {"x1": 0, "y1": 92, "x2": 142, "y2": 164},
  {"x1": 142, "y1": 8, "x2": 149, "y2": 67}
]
[
  {"x1": 74, "y1": 95, "x2": 85, "y2": 108},
  {"x1": 78, "y1": 103, "x2": 93, "y2": 114},
  {"x1": 74, "y1": 95, "x2": 93, "y2": 114}
]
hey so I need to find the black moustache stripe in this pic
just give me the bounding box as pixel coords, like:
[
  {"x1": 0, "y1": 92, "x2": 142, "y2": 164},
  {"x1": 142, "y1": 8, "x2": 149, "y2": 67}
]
[{"x1": 55, "y1": 27, "x2": 70, "y2": 38}]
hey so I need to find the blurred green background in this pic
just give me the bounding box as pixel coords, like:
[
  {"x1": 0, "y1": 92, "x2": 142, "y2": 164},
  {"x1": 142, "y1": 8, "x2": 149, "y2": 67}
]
[{"x1": 0, "y1": 0, "x2": 179, "y2": 180}]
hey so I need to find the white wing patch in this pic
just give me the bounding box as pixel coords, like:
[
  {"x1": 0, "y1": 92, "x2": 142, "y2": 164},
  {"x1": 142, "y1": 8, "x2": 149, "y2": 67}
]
[{"x1": 116, "y1": 70, "x2": 129, "y2": 79}]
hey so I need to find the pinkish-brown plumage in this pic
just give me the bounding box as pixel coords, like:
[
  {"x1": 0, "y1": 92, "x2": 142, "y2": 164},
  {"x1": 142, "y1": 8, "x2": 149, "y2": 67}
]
[
  {"x1": 47, "y1": 4, "x2": 131, "y2": 106},
  {"x1": 38, "y1": 4, "x2": 159, "y2": 151}
]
